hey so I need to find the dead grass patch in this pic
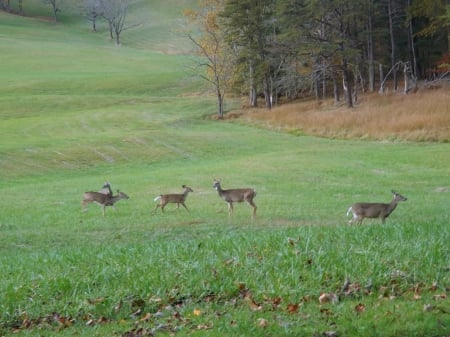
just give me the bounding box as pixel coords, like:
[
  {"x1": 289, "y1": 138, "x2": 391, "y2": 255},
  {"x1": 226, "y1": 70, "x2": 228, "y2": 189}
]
[{"x1": 234, "y1": 87, "x2": 450, "y2": 142}]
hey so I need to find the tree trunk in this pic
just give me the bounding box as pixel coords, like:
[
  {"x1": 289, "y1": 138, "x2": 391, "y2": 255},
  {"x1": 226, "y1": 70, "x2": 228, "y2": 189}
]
[
  {"x1": 378, "y1": 63, "x2": 384, "y2": 93},
  {"x1": 332, "y1": 69, "x2": 339, "y2": 103},
  {"x1": 367, "y1": 4, "x2": 375, "y2": 92},
  {"x1": 217, "y1": 93, "x2": 224, "y2": 118},
  {"x1": 109, "y1": 21, "x2": 114, "y2": 40},
  {"x1": 387, "y1": 0, "x2": 397, "y2": 91},
  {"x1": 407, "y1": 0, "x2": 418, "y2": 79},
  {"x1": 92, "y1": 14, "x2": 97, "y2": 32},
  {"x1": 248, "y1": 60, "x2": 257, "y2": 107},
  {"x1": 263, "y1": 75, "x2": 272, "y2": 109},
  {"x1": 342, "y1": 58, "x2": 353, "y2": 108}
]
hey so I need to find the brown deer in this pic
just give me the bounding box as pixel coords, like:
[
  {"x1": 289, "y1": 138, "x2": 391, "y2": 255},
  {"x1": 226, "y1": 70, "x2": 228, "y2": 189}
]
[
  {"x1": 213, "y1": 179, "x2": 257, "y2": 218},
  {"x1": 153, "y1": 185, "x2": 194, "y2": 213},
  {"x1": 347, "y1": 190, "x2": 407, "y2": 225},
  {"x1": 82, "y1": 188, "x2": 129, "y2": 216}
]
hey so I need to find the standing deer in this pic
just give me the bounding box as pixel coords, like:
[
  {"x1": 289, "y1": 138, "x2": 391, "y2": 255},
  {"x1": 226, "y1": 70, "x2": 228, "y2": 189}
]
[
  {"x1": 153, "y1": 185, "x2": 194, "y2": 213},
  {"x1": 213, "y1": 179, "x2": 257, "y2": 218},
  {"x1": 347, "y1": 190, "x2": 407, "y2": 225},
  {"x1": 82, "y1": 188, "x2": 129, "y2": 216}
]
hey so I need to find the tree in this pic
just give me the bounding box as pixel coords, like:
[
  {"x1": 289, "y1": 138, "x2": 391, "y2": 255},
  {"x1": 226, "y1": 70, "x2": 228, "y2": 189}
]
[
  {"x1": 42, "y1": 0, "x2": 62, "y2": 22},
  {"x1": 84, "y1": 0, "x2": 102, "y2": 32},
  {"x1": 101, "y1": 0, "x2": 129, "y2": 45},
  {"x1": 184, "y1": 0, "x2": 235, "y2": 118},
  {"x1": 221, "y1": 0, "x2": 278, "y2": 109}
]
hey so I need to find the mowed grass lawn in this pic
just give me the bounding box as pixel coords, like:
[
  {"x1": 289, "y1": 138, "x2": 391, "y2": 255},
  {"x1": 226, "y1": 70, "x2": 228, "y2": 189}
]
[{"x1": 0, "y1": 3, "x2": 449, "y2": 337}]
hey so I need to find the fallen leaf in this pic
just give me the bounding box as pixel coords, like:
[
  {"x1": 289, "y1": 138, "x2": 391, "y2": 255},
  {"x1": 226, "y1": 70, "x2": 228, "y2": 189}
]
[
  {"x1": 423, "y1": 304, "x2": 434, "y2": 312},
  {"x1": 197, "y1": 323, "x2": 213, "y2": 330},
  {"x1": 319, "y1": 293, "x2": 328, "y2": 303},
  {"x1": 355, "y1": 303, "x2": 366, "y2": 313},
  {"x1": 246, "y1": 297, "x2": 262, "y2": 311},
  {"x1": 287, "y1": 303, "x2": 299, "y2": 314},
  {"x1": 257, "y1": 318, "x2": 268, "y2": 328},
  {"x1": 193, "y1": 309, "x2": 201, "y2": 316},
  {"x1": 433, "y1": 293, "x2": 447, "y2": 300},
  {"x1": 271, "y1": 296, "x2": 282, "y2": 308},
  {"x1": 140, "y1": 312, "x2": 151, "y2": 322},
  {"x1": 319, "y1": 293, "x2": 338, "y2": 304},
  {"x1": 429, "y1": 281, "x2": 438, "y2": 291}
]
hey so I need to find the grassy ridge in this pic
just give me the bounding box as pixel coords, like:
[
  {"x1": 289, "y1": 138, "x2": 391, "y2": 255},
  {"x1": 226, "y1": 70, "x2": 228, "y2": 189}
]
[{"x1": 1, "y1": 3, "x2": 449, "y2": 337}]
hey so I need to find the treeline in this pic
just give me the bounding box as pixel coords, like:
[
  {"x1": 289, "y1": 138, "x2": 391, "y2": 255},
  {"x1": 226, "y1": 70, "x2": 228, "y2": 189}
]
[
  {"x1": 186, "y1": 0, "x2": 450, "y2": 116},
  {"x1": 2, "y1": 0, "x2": 449, "y2": 115}
]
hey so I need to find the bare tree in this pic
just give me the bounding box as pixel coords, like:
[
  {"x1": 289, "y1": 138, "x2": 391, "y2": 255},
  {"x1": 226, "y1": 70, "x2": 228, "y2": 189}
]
[
  {"x1": 42, "y1": 0, "x2": 62, "y2": 22},
  {"x1": 101, "y1": 0, "x2": 129, "y2": 45},
  {"x1": 84, "y1": 0, "x2": 102, "y2": 32}
]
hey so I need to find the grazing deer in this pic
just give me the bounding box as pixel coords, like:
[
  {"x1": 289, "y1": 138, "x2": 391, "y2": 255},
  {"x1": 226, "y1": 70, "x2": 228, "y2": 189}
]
[
  {"x1": 153, "y1": 185, "x2": 194, "y2": 213},
  {"x1": 82, "y1": 189, "x2": 129, "y2": 216},
  {"x1": 347, "y1": 190, "x2": 407, "y2": 225},
  {"x1": 213, "y1": 179, "x2": 257, "y2": 218}
]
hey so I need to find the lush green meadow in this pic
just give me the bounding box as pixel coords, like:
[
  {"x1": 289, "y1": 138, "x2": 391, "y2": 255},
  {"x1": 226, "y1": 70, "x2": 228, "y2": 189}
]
[{"x1": 0, "y1": 2, "x2": 449, "y2": 336}]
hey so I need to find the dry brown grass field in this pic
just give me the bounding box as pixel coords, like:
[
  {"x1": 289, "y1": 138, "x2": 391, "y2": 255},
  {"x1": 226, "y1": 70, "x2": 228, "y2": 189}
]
[{"x1": 233, "y1": 86, "x2": 450, "y2": 142}]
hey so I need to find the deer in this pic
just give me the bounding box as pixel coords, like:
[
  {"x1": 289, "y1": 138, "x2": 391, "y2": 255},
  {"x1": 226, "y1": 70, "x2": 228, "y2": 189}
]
[
  {"x1": 153, "y1": 185, "x2": 194, "y2": 213},
  {"x1": 82, "y1": 187, "x2": 129, "y2": 217},
  {"x1": 346, "y1": 190, "x2": 407, "y2": 225},
  {"x1": 99, "y1": 181, "x2": 113, "y2": 196},
  {"x1": 213, "y1": 179, "x2": 257, "y2": 218}
]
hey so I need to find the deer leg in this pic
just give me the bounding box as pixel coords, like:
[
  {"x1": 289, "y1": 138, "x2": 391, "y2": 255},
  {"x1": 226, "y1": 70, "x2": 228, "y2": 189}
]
[
  {"x1": 181, "y1": 203, "x2": 189, "y2": 211},
  {"x1": 102, "y1": 205, "x2": 106, "y2": 217},
  {"x1": 154, "y1": 204, "x2": 161, "y2": 213},
  {"x1": 246, "y1": 199, "x2": 257, "y2": 217},
  {"x1": 227, "y1": 202, "x2": 233, "y2": 216}
]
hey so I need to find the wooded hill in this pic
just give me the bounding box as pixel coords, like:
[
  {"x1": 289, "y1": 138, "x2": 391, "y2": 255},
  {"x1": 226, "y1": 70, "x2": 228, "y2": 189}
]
[
  {"x1": 2, "y1": 0, "x2": 450, "y2": 117},
  {"x1": 185, "y1": 0, "x2": 450, "y2": 117}
]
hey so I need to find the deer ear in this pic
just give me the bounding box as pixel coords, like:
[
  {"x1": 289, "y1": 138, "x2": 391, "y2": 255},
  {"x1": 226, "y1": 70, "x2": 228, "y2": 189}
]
[{"x1": 391, "y1": 190, "x2": 397, "y2": 195}]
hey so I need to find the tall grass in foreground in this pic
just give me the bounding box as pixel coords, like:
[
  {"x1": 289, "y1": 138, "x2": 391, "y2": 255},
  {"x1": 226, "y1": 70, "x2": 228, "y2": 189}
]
[
  {"x1": 242, "y1": 88, "x2": 450, "y2": 142},
  {"x1": 1, "y1": 219, "x2": 448, "y2": 337}
]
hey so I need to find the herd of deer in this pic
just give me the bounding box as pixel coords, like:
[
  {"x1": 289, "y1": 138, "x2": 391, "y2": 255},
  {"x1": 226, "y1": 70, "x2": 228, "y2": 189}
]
[{"x1": 82, "y1": 180, "x2": 407, "y2": 225}]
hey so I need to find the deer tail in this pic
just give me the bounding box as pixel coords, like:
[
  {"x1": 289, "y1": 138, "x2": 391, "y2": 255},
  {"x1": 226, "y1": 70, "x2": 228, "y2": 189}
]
[{"x1": 346, "y1": 206, "x2": 353, "y2": 217}]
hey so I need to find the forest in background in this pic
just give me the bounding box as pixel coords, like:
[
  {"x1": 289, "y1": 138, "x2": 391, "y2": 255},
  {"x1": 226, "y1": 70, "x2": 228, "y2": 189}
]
[
  {"x1": 185, "y1": 0, "x2": 450, "y2": 117},
  {"x1": 2, "y1": 0, "x2": 450, "y2": 117}
]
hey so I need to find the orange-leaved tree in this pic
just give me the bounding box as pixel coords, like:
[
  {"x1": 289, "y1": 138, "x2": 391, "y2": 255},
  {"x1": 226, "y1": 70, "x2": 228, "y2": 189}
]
[{"x1": 184, "y1": 0, "x2": 235, "y2": 118}]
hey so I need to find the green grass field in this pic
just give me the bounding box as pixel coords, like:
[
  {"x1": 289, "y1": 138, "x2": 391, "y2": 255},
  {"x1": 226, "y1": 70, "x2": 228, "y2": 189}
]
[{"x1": 0, "y1": 2, "x2": 449, "y2": 336}]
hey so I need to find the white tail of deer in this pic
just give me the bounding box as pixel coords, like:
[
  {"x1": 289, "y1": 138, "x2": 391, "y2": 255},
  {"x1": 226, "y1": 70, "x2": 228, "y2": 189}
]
[
  {"x1": 153, "y1": 185, "x2": 194, "y2": 213},
  {"x1": 82, "y1": 187, "x2": 129, "y2": 216},
  {"x1": 347, "y1": 190, "x2": 407, "y2": 225},
  {"x1": 213, "y1": 179, "x2": 257, "y2": 218}
]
